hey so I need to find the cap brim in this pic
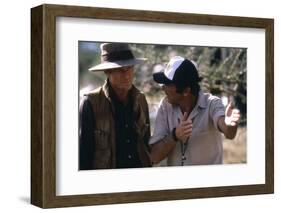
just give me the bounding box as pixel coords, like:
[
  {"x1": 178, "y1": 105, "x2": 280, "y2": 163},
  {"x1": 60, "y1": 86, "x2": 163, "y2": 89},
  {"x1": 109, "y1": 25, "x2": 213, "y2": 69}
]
[
  {"x1": 153, "y1": 72, "x2": 173, "y2": 84},
  {"x1": 89, "y1": 58, "x2": 147, "y2": 72}
]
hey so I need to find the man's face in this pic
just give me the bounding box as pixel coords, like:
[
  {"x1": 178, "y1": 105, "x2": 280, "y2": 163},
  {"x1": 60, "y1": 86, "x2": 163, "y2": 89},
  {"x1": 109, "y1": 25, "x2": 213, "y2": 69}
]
[
  {"x1": 106, "y1": 66, "x2": 134, "y2": 91},
  {"x1": 162, "y1": 84, "x2": 184, "y2": 105}
]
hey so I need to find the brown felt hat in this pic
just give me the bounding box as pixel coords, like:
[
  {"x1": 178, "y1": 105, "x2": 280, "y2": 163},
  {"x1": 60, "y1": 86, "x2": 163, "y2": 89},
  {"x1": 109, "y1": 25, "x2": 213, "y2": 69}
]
[{"x1": 89, "y1": 43, "x2": 147, "y2": 72}]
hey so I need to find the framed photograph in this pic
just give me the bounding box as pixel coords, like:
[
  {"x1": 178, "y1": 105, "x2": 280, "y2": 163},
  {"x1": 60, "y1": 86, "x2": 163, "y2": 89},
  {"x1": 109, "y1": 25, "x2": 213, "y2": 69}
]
[{"x1": 31, "y1": 4, "x2": 274, "y2": 208}]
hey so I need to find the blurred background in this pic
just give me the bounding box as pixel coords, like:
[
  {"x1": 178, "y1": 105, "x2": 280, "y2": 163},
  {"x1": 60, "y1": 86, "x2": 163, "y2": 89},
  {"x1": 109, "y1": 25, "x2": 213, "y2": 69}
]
[{"x1": 79, "y1": 41, "x2": 247, "y2": 165}]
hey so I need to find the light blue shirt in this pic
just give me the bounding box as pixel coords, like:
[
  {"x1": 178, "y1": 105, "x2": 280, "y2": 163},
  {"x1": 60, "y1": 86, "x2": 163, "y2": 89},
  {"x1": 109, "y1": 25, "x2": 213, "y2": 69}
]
[{"x1": 149, "y1": 91, "x2": 225, "y2": 166}]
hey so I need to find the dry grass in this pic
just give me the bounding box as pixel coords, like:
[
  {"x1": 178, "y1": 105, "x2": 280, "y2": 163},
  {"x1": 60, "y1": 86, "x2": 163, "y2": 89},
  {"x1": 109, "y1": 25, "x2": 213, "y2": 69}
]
[{"x1": 223, "y1": 127, "x2": 247, "y2": 164}]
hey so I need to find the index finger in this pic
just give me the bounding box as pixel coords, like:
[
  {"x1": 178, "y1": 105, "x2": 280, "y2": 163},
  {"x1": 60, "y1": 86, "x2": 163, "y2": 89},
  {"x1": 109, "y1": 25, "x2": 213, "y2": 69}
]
[{"x1": 181, "y1": 112, "x2": 188, "y2": 121}]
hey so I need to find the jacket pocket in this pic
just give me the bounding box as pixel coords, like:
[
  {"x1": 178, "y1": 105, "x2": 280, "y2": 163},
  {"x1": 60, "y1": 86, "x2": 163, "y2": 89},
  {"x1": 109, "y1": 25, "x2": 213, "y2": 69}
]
[
  {"x1": 93, "y1": 129, "x2": 111, "y2": 168},
  {"x1": 94, "y1": 129, "x2": 110, "y2": 150}
]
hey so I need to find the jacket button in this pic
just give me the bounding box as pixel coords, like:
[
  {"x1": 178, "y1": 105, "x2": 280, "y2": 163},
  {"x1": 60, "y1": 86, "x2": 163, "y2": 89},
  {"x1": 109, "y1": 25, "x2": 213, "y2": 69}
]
[
  {"x1": 128, "y1": 155, "x2": 132, "y2": 159},
  {"x1": 126, "y1": 139, "x2": 130, "y2": 143}
]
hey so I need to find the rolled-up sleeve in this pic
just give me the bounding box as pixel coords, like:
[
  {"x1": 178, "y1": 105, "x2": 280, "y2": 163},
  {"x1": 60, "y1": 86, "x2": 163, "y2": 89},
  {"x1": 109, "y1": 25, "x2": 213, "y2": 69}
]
[
  {"x1": 210, "y1": 98, "x2": 225, "y2": 131},
  {"x1": 149, "y1": 99, "x2": 170, "y2": 145}
]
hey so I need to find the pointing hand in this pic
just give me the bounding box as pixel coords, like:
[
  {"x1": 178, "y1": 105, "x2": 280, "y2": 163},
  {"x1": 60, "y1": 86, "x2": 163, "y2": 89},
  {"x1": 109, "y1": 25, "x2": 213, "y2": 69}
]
[{"x1": 175, "y1": 112, "x2": 192, "y2": 143}]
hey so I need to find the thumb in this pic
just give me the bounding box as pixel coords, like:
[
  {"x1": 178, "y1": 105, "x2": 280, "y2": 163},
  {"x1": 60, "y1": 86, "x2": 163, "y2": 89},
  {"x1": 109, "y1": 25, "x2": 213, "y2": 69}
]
[{"x1": 226, "y1": 101, "x2": 234, "y2": 116}]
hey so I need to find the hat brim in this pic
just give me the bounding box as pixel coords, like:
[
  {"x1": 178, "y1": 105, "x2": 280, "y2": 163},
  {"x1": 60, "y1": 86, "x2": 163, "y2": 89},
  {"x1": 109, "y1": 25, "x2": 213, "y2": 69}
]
[
  {"x1": 153, "y1": 72, "x2": 173, "y2": 84},
  {"x1": 89, "y1": 58, "x2": 147, "y2": 72}
]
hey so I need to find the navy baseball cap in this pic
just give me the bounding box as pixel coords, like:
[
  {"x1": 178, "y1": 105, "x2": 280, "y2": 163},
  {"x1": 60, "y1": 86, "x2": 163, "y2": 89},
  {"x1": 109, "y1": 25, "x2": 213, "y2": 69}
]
[{"x1": 153, "y1": 56, "x2": 202, "y2": 87}]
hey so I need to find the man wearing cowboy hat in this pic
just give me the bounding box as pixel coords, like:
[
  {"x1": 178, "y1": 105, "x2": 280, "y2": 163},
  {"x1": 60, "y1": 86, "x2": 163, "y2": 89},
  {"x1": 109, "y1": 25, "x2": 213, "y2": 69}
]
[
  {"x1": 149, "y1": 56, "x2": 241, "y2": 166},
  {"x1": 79, "y1": 43, "x2": 151, "y2": 170}
]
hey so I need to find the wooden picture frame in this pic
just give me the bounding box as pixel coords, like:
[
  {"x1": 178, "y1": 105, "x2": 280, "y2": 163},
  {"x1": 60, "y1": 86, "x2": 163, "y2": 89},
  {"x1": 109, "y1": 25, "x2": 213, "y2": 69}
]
[{"x1": 31, "y1": 4, "x2": 274, "y2": 208}]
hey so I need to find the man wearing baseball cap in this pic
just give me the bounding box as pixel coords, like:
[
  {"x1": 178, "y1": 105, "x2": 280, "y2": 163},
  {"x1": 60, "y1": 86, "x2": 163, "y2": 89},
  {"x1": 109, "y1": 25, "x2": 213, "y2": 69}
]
[
  {"x1": 79, "y1": 43, "x2": 151, "y2": 170},
  {"x1": 150, "y1": 56, "x2": 240, "y2": 166}
]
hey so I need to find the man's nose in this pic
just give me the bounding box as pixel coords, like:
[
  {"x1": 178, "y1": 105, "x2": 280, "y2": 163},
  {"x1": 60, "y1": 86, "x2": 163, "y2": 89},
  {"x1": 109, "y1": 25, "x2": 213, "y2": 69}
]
[{"x1": 123, "y1": 71, "x2": 132, "y2": 80}]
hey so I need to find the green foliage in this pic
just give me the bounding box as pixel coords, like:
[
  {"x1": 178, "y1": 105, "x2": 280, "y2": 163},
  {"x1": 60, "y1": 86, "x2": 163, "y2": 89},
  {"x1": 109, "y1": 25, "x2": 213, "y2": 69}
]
[
  {"x1": 79, "y1": 42, "x2": 106, "y2": 91},
  {"x1": 131, "y1": 44, "x2": 246, "y2": 123}
]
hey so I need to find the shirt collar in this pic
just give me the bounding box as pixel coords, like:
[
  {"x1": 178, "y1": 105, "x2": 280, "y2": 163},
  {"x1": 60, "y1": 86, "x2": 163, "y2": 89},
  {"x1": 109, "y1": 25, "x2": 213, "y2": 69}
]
[{"x1": 196, "y1": 90, "x2": 207, "y2": 109}]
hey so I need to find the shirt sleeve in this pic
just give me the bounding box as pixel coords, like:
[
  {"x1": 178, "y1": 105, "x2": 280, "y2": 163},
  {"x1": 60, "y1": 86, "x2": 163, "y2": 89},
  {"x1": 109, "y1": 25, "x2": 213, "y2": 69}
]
[
  {"x1": 79, "y1": 96, "x2": 95, "y2": 170},
  {"x1": 149, "y1": 98, "x2": 171, "y2": 145},
  {"x1": 210, "y1": 98, "x2": 225, "y2": 131}
]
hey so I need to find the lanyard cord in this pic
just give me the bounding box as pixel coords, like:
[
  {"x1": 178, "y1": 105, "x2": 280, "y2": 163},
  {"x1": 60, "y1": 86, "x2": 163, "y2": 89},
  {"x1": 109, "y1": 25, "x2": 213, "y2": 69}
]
[
  {"x1": 180, "y1": 140, "x2": 188, "y2": 166},
  {"x1": 178, "y1": 115, "x2": 193, "y2": 166}
]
